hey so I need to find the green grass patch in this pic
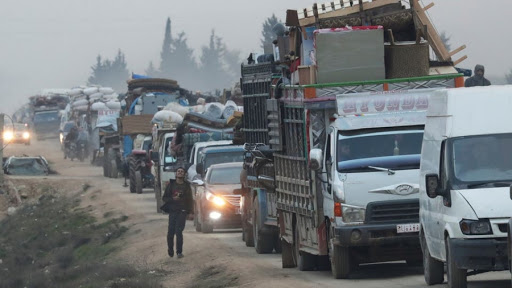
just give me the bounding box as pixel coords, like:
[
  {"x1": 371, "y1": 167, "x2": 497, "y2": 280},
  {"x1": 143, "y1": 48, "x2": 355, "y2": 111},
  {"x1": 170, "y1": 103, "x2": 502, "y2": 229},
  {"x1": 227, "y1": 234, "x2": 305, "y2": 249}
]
[{"x1": 0, "y1": 188, "x2": 162, "y2": 288}]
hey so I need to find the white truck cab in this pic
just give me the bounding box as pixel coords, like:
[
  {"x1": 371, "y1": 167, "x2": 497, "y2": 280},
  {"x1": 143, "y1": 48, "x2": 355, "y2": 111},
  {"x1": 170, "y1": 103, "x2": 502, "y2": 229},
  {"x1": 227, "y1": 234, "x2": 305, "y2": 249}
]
[{"x1": 420, "y1": 86, "x2": 512, "y2": 287}]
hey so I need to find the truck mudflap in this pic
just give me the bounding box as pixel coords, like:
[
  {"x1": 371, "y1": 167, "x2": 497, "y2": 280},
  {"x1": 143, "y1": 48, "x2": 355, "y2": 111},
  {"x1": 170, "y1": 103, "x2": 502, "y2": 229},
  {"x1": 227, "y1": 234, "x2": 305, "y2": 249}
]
[
  {"x1": 333, "y1": 223, "x2": 421, "y2": 263},
  {"x1": 450, "y1": 238, "x2": 508, "y2": 271}
]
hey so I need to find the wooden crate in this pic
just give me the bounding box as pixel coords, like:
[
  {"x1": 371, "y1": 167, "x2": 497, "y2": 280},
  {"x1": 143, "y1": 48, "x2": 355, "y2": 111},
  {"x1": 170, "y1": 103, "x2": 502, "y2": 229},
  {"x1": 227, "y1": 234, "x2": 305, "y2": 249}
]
[{"x1": 298, "y1": 65, "x2": 317, "y2": 85}]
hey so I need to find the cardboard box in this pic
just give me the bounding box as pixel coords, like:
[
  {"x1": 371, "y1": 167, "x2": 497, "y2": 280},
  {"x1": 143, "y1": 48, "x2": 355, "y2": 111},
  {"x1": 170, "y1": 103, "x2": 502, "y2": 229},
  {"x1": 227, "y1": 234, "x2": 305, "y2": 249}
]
[
  {"x1": 315, "y1": 28, "x2": 385, "y2": 84},
  {"x1": 298, "y1": 65, "x2": 317, "y2": 85}
]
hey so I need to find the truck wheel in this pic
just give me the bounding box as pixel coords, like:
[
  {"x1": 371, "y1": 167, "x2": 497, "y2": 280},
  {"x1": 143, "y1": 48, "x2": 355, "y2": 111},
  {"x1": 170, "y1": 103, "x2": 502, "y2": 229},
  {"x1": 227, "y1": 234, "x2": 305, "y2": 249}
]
[
  {"x1": 273, "y1": 231, "x2": 282, "y2": 253},
  {"x1": 252, "y1": 198, "x2": 273, "y2": 254},
  {"x1": 446, "y1": 238, "x2": 467, "y2": 288},
  {"x1": 244, "y1": 221, "x2": 254, "y2": 247},
  {"x1": 294, "y1": 227, "x2": 316, "y2": 271},
  {"x1": 331, "y1": 244, "x2": 351, "y2": 279},
  {"x1": 103, "y1": 160, "x2": 109, "y2": 177},
  {"x1": 135, "y1": 171, "x2": 143, "y2": 194},
  {"x1": 421, "y1": 231, "x2": 444, "y2": 285},
  {"x1": 281, "y1": 239, "x2": 296, "y2": 268},
  {"x1": 110, "y1": 160, "x2": 118, "y2": 178}
]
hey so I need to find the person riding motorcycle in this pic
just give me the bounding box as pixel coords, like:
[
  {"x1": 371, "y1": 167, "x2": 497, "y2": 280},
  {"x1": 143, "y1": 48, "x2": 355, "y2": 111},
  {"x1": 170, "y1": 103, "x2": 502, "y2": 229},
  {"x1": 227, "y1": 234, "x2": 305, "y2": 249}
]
[
  {"x1": 76, "y1": 127, "x2": 90, "y2": 158},
  {"x1": 64, "y1": 126, "x2": 79, "y2": 159}
]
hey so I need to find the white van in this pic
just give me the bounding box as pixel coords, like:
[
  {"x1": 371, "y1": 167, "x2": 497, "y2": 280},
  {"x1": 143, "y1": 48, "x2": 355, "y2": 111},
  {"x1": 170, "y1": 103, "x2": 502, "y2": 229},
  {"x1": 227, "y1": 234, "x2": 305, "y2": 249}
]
[{"x1": 419, "y1": 86, "x2": 512, "y2": 287}]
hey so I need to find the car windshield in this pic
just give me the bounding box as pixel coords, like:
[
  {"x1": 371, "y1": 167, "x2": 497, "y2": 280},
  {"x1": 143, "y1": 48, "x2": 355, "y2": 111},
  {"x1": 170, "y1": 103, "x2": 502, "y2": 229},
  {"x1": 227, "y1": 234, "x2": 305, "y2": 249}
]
[
  {"x1": 204, "y1": 151, "x2": 244, "y2": 171},
  {"x1": 34, "y1": 111, "x2": 59, "y2": 122},
  {"x1": 4, "y1": 124, "x2": 27, "y2": 132},
  {"x1": 451, "y1": 133, "x2": 512, "y2": 184},
  {"x1": 63, "y1": 122, "x2": 75, "y2": 132},
  {"x1": 337, "y1": 130, "x2": 423, "y2": 173},
  {"x1": 208, "y1": 166, "x2": 242, "y2": 184}
]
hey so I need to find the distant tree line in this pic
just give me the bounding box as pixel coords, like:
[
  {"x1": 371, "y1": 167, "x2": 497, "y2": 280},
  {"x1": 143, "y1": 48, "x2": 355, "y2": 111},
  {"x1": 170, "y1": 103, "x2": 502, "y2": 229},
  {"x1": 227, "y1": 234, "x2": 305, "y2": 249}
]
[{"x1": 88, "y1": 16, "x2": 282, "y2": 95}]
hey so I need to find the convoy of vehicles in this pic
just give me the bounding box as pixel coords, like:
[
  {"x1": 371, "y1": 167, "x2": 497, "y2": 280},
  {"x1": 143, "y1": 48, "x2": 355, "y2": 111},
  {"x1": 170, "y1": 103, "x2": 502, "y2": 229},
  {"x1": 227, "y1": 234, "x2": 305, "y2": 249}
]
[{"x1": 3, "y1": 123, "x2": 31, "y2": 145}]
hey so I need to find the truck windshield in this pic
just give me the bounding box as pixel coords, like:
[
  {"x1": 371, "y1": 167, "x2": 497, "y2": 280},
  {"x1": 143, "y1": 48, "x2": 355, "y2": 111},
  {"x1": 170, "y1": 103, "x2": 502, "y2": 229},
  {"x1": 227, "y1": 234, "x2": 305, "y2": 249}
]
[
  {"x1": 337, "y1": 130, "x2": 423, "y2": 173},
  {"x1": 450, "y1": 133, "x2": 512, "y2": 185},
  {"x1": 204, "y1": 151, "x2": 244, "y2": 171},
  {"x1": 163, "y1": 137, "x2": 176, "y2": 164},
  {"x1": 208, "y1": 166, "x2": 243, "y2": 185},
  {"x1": 34, "y1": 111, "x2": 59, "y2": 122}
]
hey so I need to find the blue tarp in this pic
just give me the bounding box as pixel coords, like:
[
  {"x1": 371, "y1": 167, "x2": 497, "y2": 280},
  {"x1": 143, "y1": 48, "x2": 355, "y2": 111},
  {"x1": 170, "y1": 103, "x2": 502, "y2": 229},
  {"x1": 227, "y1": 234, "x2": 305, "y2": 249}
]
[
  {"x1": 123, "y1": 136, "x2": 133, "y2": 158},
  {"x1": 131, "y1": 73, "x2": 151, "y2": 79}
]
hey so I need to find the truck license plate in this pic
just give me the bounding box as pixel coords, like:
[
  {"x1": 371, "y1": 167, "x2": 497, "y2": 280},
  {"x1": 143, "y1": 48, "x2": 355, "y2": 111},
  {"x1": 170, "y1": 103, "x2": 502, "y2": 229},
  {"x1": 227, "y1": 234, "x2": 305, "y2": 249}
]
[{"x1": 397, "y1": 223, "x2": 420, "y2": 233}]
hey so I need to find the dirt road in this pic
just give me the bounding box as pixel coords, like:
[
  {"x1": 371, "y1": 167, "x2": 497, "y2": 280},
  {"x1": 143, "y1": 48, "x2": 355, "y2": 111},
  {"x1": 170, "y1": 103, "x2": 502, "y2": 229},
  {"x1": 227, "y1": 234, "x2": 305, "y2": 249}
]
[{"x1": 2, "y1": 139, "x2": 510, "y2": 288}]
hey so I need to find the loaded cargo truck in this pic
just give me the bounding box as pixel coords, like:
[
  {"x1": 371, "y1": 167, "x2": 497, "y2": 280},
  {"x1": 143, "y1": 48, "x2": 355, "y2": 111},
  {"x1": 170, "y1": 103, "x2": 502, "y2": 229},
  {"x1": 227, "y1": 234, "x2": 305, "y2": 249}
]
[{"x1": 240, "y1": 66, "x2": 464, "y2": 277}]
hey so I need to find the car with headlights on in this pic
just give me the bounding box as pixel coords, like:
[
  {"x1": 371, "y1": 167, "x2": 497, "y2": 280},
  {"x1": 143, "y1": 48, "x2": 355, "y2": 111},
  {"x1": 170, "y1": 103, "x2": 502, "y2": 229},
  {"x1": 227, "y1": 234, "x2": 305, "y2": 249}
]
[
  {"x1": 193, "y1": 162, "x2": 243, "y2": 233},
  {"x1": 3, "y1": 123, "x2": 31, "y2": 145}
]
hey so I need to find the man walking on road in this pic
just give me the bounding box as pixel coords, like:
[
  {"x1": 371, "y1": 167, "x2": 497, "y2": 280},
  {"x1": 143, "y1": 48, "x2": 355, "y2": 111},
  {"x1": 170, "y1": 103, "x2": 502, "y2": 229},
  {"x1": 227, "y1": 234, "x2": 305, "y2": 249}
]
[
  {"x1": 465, "y1": 64, "x2": 491, "y2": 87},
  {"x1": 162, "y1": 167, "x2": 193, "y2": 258}
]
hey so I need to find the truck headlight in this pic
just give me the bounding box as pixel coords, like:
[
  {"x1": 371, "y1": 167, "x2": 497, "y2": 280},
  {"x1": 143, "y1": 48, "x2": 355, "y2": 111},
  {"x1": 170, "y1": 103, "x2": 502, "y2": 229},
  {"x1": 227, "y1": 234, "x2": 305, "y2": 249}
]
[
  {"x1": 23, "y1": 132, "x2": 30, "y2": 139},
  {"x1": 342, "y1": 205, "x2": 366, "y2": 223},
  {"x1": 3, "y1": 131, "x2": 13, "y2": 141},
  {"x1": 459, "y1": 219, "x2": 492, "y2": 235},
  {"x1": 206, "y1": 191, "x2": 225, "y2": 207}
]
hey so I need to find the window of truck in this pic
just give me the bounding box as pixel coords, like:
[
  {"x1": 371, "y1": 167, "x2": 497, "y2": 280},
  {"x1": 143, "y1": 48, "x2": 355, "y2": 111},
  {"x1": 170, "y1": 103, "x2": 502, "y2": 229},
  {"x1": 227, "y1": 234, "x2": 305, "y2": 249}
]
[
  {"x1": 163, "y1": 137, "x2": 176, "y2": 164},
  {"x1": 337, "y1": 130, "x2": 423, "y2": 173},
  {"x1": 450, "y1": 133, "x2": 512, "y2": 186},
  {"x1": 34, "y1": 111, "x2": 59, "y2": 122}
]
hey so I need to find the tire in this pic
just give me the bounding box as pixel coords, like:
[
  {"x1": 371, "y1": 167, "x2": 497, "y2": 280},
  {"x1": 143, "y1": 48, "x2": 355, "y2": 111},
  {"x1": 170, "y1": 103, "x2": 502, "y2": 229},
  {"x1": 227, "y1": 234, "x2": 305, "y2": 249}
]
[
  {"x1": 421, "y1": 231, "x2": 444, "y2": 285},
  {"x1": 135, "y1": 171, "x2": 143, "y2": 194},
  {"x1": 274, "y1": 231, "x2": 282, "y2": 253},
  {"x1": 201, "y1": 221, "x2": 213, "y2": 233},
  {"x1": 129, "y1": 157, "x2": 136, "y2": 193},
  {"x1": 252, "y1": 198, "x2": 273, "y2": 254},
  {"x1": 446, "y1": 238, "x2": 467, "y2": 288},
  {"x1": 110, "y1": 160, "x2": 118, "y2": 178},
  {"x1": 103, "y1": 160, "x2": 109, "y2": 177},
  {"x1": 194, "y1": 204, "x2": 201, "y2": 232},
  {"x1": 331, "y1": 244, "x2": 351, "y2": 279},
  {"x1": 244, "y1": 221, "x2": 254, "y2": 247},
  {"x1": 295, "y1": 226, "x2": 316, "y2": 271},
  {"x1": 281, "y1": 239, "x2": 296, "y2": 268}
]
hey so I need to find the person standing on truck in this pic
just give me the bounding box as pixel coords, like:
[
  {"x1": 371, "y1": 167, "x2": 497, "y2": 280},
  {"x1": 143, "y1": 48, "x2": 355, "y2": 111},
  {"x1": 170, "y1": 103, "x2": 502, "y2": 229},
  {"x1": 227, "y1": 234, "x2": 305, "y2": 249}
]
[
  {"x1": 162, "y1": 167, "x2": 193, "y2": 258},
  {"x1": 465, "y1": 64, "x2": 491, "y2": 87}
]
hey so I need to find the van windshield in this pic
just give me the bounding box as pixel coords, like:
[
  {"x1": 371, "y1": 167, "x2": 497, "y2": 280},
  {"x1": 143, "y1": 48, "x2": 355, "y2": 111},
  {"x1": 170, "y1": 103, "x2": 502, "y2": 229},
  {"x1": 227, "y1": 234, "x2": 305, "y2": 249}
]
[
  {"x1": 204, "y1": 151, "x2": 244, "y2": 171},
  {"x1": 451, "y1": 134, "x2": 512, "y2": 184},
  {"x1": 337, "y1": 130, "x2": 423, "y2": 173}
]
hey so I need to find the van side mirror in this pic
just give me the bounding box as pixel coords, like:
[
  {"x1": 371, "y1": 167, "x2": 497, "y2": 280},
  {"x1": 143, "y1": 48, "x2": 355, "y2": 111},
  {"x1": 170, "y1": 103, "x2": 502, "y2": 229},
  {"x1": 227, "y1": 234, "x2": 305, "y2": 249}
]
[
  {"x1": 196, "y1": 163, "x2": 204, "y2": 175},
  {"x1": 308, "y1": 148, "x2": 323, "y2": 170},
  {"x1": 150, "y1": 151, "x2": 159, "y2": 162},
  {"x1": 425, "y1": 174, "x2": 440, "y2": 198}
]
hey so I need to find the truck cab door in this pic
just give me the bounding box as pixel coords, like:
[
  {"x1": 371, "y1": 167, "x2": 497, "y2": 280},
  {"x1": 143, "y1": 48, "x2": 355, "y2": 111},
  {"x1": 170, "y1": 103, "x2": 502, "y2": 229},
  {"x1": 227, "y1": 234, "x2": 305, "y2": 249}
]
[{"x1": 322, "y1": 130, "x2": 335, "y2": 220}]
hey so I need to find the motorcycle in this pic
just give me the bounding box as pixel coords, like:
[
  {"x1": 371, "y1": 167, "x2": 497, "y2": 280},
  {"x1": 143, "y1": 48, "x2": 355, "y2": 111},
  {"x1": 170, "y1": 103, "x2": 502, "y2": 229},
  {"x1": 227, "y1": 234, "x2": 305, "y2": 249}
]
[{"x1": 76, "y1": 141, "x2": 86, "y2": 162}]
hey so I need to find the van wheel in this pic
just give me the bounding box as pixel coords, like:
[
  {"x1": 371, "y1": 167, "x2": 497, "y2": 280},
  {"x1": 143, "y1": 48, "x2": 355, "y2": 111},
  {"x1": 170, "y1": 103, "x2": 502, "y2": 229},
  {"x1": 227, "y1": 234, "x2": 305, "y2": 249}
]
[
  {"x1": 194, "y1": 205, "x2": 201, "y2": 232},
  {"x1": 331, "y1": 244, "x2": 351, "y2": 279},
  {"x1": 421, "y1": 231, "x2": 444, "y2": 285},
  {"x1": 446, "y1": 238, "x2": 467, "y2": 288}
]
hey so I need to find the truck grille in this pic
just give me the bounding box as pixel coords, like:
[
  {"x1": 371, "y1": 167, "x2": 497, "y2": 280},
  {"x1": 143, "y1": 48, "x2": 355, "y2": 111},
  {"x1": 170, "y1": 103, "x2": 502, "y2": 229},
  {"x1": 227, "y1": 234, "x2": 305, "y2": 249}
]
[
  {"x1": 223, "y1": 195, "x2": 241, "y2": 207},
  {"x1": 365, "y1": 199, "x2": 419, "y2": 224}
]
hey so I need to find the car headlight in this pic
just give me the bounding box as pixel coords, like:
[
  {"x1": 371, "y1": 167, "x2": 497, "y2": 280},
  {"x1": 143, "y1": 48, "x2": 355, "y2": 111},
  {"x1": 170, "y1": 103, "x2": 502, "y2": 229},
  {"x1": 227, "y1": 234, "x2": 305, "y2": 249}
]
[
  {"x1": 206, "y1": 191, "x2": 225, "y2": 207},
  {"x1": 342, "y1": 205, "x2": 366, "y2": 223},
  {"x1": 22, "y1": 132, "x2": 30, "y2": 139},
  {"x1": 3, "y1": 131, "x2": 13, "y2": 141},
  {"x1": 459, "y1": 219, "x2": 492, "y2": 235},
  {"x1": 60, "y1": 134, "x2": 64, "y2": 143}
]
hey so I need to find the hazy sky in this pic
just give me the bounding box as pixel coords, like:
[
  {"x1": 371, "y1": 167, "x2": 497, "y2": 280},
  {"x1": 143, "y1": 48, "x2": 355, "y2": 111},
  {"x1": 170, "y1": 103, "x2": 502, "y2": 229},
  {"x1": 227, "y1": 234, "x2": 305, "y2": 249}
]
[{"x1": 1, "y1": 0, "x2": 511, "y2": 114}]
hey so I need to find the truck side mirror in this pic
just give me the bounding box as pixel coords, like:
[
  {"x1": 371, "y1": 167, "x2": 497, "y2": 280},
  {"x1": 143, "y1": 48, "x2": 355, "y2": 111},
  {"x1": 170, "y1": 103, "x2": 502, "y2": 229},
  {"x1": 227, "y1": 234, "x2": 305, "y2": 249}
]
[
  {"x1": 196, "y1": 163, "x2": 204, "y2": 175},
  {"x1": 150, "y1": 151, "x2": 159, "y2": 162},
  {"x1": 425, "y1": 174, "x2": 440, "y2": 198},
  {"x1": 308, "y1": 148, "x2": 323, "y2": 170}
]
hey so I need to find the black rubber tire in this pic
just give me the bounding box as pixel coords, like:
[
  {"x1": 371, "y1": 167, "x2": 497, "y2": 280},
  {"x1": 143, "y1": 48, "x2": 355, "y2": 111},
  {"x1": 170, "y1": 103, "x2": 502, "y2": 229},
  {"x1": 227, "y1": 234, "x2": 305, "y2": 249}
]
[
  {"x1": 295, "y1": 226, "x2": 316, "y2": 271},
  {"x1": 201, "y1": 221, "x2": 213, "y2": 233},
  {"x1": 446, "y1": 238, "x2": 467, "y2": 288},
  {"x1": 252, "y1": 198, "x2": 273, "y2": 254},
  {"x1": 273, "y1": 231, "x2": 282, "y2": 253},
  {"x1": 129, "y1": 157, "x2": 136, "y2": 193},
  {"x1": 281, "y1": 239, "x2": 296, "y2": 268},
  {"x1": 421, "y1": 231, "x2": 444, "y2": 285},
  {"x1": 331, "y1": 244, "x2": 351, "y2": 279},
  {"x1": 135, "y1": 171, "x2": 143, "y2": 194},
  {"x1": 110, "y1": 160, "x2": 118, "y2": 178},
  {"x1": 244, "y1": 221, "x2": 254, "y2": 247},
  {"x1": 194, "y1": 204, "x2": 201, "y2": 232}
]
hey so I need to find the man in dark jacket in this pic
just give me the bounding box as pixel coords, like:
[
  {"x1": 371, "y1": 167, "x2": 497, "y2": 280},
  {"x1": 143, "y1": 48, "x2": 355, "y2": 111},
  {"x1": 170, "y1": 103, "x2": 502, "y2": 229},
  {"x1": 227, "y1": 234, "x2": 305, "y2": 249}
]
[
  {"x1": 465, "y1": 64, "x2": 491, "y2": 87},
  {"x1": 162, "y1": 167, "x2": 193, "y2": 258}
]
